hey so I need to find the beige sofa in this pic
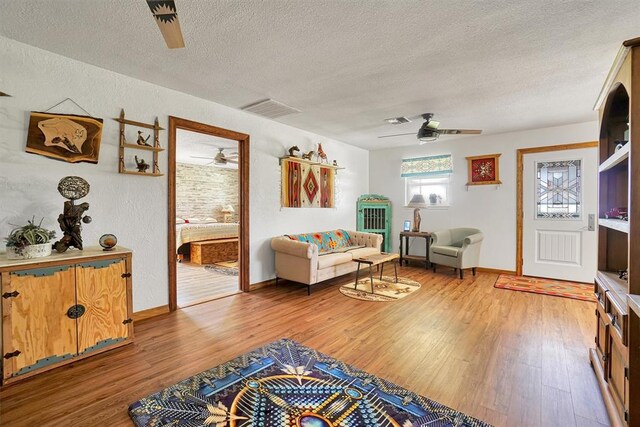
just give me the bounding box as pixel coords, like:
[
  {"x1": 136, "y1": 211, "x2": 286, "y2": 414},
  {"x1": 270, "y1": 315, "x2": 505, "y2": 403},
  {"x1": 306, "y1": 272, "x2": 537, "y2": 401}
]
[{"x1": 271, "y1": 230, "x2": 382, "y2": 294}]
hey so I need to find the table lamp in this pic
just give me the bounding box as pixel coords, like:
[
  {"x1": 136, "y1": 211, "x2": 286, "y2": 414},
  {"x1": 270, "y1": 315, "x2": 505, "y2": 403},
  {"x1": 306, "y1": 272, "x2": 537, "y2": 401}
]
[
  {"x1": 221, "y1": 205, "x2": 235, "y2": 223},
  {"x1": 406, "y1": 194, "x2": 428, "y2": 232}
]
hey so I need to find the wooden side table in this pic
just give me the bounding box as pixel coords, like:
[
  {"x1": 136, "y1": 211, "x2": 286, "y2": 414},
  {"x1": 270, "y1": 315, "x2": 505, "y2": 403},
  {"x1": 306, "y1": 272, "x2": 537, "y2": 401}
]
[{"x1": 399, "y1": 231, "x2": 431, "y2": 269}]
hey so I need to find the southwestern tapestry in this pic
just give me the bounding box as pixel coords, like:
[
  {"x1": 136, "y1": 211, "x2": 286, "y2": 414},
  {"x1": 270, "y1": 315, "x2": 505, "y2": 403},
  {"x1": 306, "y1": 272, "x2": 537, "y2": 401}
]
[{"x1": 281, "y1": 158, "x2": 335, "y2": 208}]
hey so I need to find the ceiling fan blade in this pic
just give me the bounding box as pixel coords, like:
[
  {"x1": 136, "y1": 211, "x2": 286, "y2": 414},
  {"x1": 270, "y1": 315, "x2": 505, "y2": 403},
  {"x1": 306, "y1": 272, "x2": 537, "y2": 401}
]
[
  {"x1": 146, "y1": 0, "x2": 185, "y2": 49},
  {"x1": 190, "y1": 155, "x2": 214, "y2": 159},
  {"x1": 228, "y1": 159, "x2": 239, "y2": 164},
  {"x1": 439, "y1": 129, "x2": 482, "y2": 135},
  {"x1": 378, "y1": 132, "x2": 417, "y2": 139}
]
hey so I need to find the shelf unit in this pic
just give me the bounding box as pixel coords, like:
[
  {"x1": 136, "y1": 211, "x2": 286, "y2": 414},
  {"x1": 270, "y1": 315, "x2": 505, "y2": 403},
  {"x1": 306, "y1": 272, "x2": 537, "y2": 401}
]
[
  {"x1": 114, "y1": 109, "x2": 164, "y2": 176},
  {"x1": 278, "y1": 155, "x2": 345, "y2": 172},
  {"x1": 600, "y1": 218, "x2": 631, "y2": 234},
  {"x1": 591, "y1": 37, "x2": 640, "y2": 427}
]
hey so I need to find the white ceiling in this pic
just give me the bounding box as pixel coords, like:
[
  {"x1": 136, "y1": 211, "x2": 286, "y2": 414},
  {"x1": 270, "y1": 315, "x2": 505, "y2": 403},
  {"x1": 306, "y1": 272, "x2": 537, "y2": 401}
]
[
  {"x1": 176, "y1": 129, "x2": 237, "y2": 167},
  {"x1": 1, "y1": 1, "x2": 639, "y2": 150}
]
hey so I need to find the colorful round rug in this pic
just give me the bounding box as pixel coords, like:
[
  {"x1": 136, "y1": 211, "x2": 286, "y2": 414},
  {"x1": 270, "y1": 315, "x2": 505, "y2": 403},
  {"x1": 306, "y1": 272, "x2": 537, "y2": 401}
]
[{"x1": 339, "y1": 275, "x2": 421, "y2": 301}]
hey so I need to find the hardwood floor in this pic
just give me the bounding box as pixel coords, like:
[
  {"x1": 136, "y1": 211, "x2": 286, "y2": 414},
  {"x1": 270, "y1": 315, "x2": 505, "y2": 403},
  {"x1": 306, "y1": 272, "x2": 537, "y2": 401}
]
[
  {"x1": 176, "y1": 261, "x2": 239, "y2": 307},
  {"x1": 0, "y1": 267, "x2": 609, "y2": 426}
]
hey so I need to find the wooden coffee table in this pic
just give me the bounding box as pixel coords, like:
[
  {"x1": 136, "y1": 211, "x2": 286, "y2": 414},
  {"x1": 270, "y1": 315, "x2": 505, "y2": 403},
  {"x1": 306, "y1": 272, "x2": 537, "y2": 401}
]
[{"x1": 352, "y1": 252, "x2": 400, "y2": 294}]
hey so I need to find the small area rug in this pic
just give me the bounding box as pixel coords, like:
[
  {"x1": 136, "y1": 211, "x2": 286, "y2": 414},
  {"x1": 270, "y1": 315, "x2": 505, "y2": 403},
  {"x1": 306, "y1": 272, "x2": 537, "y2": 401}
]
[
  {"x1": 339, "y1": 275, "x2": 421, "y2": 302},
  {"x1": 204, "y1": 261, "x2": 238, "y2": 276},
  {"x1": 494, "y1": 274, "x2": 595, "y2": 302},
  {"x1": 129, "y1": 338, "x2": 490, "y2": 427}
]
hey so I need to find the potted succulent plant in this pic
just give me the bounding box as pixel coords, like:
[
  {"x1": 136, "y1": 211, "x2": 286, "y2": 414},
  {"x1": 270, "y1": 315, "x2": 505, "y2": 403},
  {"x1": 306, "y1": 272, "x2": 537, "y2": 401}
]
[
  {"x1": 428, "y1": 193, "x2": 442, "y2": 205},
  {"x1": 5, "y1": 217, "x2": 56, "y2": 260}
]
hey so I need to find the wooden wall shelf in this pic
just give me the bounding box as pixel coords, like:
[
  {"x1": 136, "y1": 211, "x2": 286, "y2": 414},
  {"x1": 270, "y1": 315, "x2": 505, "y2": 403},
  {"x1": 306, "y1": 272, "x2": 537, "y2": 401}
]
[
  {"x1": 121, "y1": 143, "x2": 165, "y2": 153},
  {"x1": 114, "y1": 109, "x2": 164, "y2": 176},
  {"x1": 279, "y1": 156, "x2": 345, "y2": 171},
  {"x1": 599, "y1": 143, "x2": 629, "y2": 173},
  {"x1": 121, "y1": 171, "x2": 164, "y2": 177},
  {"x1": 599, "y1": 218, "x2": 630, "y2": 233}
]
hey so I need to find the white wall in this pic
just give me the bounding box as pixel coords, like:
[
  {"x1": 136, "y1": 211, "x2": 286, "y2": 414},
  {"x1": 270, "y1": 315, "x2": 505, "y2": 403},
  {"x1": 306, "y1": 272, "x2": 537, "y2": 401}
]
[
  {"x1": 369, "y1": 121, "x2": 599, "y2": 272},
  {"x1": 0, "y1": 37, "x2": 369, "y2": 311}
]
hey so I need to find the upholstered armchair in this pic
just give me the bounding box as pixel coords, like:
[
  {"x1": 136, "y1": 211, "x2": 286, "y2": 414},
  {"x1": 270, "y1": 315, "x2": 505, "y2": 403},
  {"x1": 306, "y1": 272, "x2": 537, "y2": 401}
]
[{"x1": 429, "y1": 228, "x2": 484, "y2": 279}]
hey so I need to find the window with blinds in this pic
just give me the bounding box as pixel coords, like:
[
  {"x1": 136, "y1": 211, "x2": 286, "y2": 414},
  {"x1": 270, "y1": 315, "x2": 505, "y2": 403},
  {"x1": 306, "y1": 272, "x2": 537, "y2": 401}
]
[{"x1": 401, "y1": 154, "x2": 452, "y2": 206}]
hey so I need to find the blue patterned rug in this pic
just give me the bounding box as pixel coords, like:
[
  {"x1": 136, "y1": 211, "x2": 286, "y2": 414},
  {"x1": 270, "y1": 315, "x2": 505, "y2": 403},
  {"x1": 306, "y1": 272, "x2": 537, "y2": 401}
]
[{"x1": 129, "y1": 339, "x2": 490, "y2": 427}]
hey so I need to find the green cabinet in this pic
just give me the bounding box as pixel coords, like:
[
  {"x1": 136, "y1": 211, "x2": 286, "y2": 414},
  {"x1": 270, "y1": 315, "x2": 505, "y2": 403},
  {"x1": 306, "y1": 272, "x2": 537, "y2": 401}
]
[{"x1": 357, "y1": 194, "x2": 392, "y2": 252}]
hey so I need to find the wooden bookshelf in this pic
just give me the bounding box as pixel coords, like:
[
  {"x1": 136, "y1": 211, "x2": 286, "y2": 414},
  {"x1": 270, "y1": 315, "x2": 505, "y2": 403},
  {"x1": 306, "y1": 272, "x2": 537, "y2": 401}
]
[{"x1": 591, "y1": 37, "x2": 640, "y2": 427}]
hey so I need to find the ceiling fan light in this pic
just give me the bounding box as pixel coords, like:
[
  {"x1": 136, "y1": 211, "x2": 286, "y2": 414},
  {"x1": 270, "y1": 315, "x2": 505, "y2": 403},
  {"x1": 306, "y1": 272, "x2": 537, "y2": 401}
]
[{"x1": 417, "y1": 122, "x2": 439, "y2": 142}]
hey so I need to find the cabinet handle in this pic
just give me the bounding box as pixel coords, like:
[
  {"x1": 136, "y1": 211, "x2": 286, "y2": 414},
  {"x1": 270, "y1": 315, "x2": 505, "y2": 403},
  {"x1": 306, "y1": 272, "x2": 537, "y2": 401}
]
[
  {"x1": 121, "y1": 272, "x2": 132, "y2": 278},
  {"x1": 2, "y1": 290, "x2": 19, "y2": 299},
  {"x1": 122, "y1": 318, "x2": 133, "y2": 324},
  {"x1": 66, "y1": 304, "x2": 86, "y2": 319},
  {"x1": 3, "y1": 350, "x2": 21, "y2": 359}
]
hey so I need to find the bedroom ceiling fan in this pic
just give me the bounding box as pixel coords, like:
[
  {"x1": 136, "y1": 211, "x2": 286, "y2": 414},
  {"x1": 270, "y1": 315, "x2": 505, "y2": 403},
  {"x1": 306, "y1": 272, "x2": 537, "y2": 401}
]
[
  {"x1": 378, "y1": 113, "x2": 482, "y2": 144},
  {"x1": 191, "y1": 148, "x2": 238, "y2": 165},
  {"x1": 146, "y1": 0, "x2": 185, "y2": 49}
]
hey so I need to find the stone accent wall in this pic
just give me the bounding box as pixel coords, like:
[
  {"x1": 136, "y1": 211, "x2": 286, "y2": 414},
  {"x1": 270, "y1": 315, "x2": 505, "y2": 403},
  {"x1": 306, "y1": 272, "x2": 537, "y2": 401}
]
[{"x1": 176, "y1": 163, "x2": 239, "y2": 222}]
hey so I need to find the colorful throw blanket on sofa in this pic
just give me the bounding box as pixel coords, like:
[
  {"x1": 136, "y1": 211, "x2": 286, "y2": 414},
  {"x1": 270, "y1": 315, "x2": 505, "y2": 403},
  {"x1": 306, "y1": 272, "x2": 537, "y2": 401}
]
[{"x1": 287, "y1": 229, "x2": 352, "y2": 253}]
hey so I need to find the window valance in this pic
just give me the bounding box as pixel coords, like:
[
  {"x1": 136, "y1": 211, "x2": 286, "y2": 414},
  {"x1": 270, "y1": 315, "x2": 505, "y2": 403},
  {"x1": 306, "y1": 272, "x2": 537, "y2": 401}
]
[{"x1": 401, "y1": 154, "x2": 453, "y2": 177}]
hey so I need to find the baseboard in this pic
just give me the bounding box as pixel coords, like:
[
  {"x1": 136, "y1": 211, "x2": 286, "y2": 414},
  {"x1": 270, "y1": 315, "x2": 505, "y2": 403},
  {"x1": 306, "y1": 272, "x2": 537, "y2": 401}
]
[
  {"x1": 476, "y1": 267, "x2": 516, "y2": 275},
  {"x1": 250, "y1": 278, "x2": 276, "y2": 290},
  {"x1": 132, "y1": 304, "x2": 170, "y2": 322}
]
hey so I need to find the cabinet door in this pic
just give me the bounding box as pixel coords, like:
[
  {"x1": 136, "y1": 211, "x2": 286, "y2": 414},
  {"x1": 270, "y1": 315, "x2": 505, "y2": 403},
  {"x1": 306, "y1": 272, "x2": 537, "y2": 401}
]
[
  {"x1": 75, "y1": 259, "x2": 130, "y2": 354},
  {"x1": 1, "y1": 266, "x2": 77, "y2": 380},
  {"x1": 595, "y1": 305, "x2": 609, "y2": 372},
  {"x1": 607, "y1": 330, "x2": 628, "y2": 423}
]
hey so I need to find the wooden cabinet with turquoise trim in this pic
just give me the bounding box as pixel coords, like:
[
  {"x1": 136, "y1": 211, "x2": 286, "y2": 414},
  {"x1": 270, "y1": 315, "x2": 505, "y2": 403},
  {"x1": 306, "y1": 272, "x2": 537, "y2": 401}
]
[
  {"x1": 0, "y1": 247, "x2": 133, "y2": 384},
  {"x1": 357, "y1": 194, "x2": 391, "y2": 252}
]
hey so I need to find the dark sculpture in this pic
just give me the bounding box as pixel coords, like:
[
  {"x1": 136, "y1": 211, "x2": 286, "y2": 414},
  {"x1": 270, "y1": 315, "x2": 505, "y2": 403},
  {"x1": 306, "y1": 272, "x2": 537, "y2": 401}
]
[
  {"x1": 53, "y1": 176, "x2": 92, "y2": 252},
  {"x1": 288, "y1": 145, "x2": 300, "y2": 157},
  {"x1": 136, "y1": 130, "x2": 152, "y2": 147},
  {"x1": 135, "y1": 155, "x2": 150, "y2": 173}
]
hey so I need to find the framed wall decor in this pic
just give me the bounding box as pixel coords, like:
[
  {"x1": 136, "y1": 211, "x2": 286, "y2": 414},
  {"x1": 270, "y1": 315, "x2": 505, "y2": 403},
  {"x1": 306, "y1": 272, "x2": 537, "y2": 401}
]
[
  {"x1": 465, "y1": 153, "x2": 502, "y2": 185},
  {"x1": 26, "y1": 111, "x2": 103, "y2": 163}
]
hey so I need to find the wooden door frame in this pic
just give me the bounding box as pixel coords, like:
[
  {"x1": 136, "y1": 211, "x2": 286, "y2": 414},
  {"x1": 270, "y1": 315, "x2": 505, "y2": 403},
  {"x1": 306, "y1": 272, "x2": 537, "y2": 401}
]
[
  {"x1": 516, "y1": 141, "x2": 598, "y2": 276},
  {"x1": 168, "y1": 117, "x2": 250, "y2": 311}
]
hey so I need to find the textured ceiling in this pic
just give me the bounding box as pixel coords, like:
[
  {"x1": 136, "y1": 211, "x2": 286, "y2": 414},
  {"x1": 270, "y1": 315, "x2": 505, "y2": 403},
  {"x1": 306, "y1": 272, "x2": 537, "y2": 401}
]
[{"x1": 1, "y1": 1, "x2": 639, "y2": 150}]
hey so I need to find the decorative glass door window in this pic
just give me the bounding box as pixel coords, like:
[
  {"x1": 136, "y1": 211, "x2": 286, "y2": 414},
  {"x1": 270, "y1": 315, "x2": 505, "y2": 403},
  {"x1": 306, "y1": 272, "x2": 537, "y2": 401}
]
[{"x1": 536, "y1": 160, "x2": 581, "y2": 219}]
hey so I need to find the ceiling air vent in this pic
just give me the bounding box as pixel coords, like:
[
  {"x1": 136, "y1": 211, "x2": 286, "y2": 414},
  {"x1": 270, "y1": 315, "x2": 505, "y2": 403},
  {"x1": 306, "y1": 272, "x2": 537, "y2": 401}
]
[{"x1": 241, "y1": 99, "x2": 301, "y2": 119}]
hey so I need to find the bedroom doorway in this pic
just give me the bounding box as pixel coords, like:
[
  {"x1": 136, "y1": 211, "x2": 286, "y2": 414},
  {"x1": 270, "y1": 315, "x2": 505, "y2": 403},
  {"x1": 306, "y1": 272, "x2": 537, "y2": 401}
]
[{"x1": 168, "y1": 117, "x2": 249, "y2": 311}]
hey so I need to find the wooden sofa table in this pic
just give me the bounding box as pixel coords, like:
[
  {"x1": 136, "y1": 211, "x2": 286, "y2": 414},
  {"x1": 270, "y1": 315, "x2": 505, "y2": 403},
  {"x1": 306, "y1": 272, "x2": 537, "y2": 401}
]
[{"x1": 353, "y1": 252, "x2": 399, "y2": 294}]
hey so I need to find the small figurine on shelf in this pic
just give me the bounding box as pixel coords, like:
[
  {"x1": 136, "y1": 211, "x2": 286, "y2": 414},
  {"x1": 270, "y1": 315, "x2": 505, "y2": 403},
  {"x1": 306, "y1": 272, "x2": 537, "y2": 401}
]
[
  {"x1": 136, "y1": 130, "x2": 152, "y2": 147},
  {"x1": 332, "y1": 160, "x2": 338, "y2": 167},
  {"x1": 316, "y1": 143, "x2": 329, "y2": 164},
  {"x1": 302, "y1": 150, "x2": 314, "y2": 160},
  {"x1": 619, "y1": 269, "x2": 628, "y2": 281},
  {"x1": 135, "y1": 155, "x2": 150, "y2": 173},
  {"x1": 288, "y1": 146, "x2": 300, "y2": 157}
]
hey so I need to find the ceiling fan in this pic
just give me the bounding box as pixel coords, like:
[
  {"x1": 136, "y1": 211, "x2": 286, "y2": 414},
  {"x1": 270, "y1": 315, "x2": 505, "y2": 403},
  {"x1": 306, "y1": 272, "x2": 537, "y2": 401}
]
[
  {"x1": 191, "y1": 148, "x2": 238, "y2": 165},
  {"x1": 378, "y1": 113, "x2": 482, "y2": 144},
  {"x1": 146, "y1": 0, "x2": 185, "y2": 49}
]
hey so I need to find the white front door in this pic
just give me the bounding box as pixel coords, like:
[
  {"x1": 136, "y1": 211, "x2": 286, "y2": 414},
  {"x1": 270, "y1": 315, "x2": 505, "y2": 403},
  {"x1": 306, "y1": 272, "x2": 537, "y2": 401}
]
[{"x1": 522, "y1": 148, "x2": 598, "y2": 282}]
